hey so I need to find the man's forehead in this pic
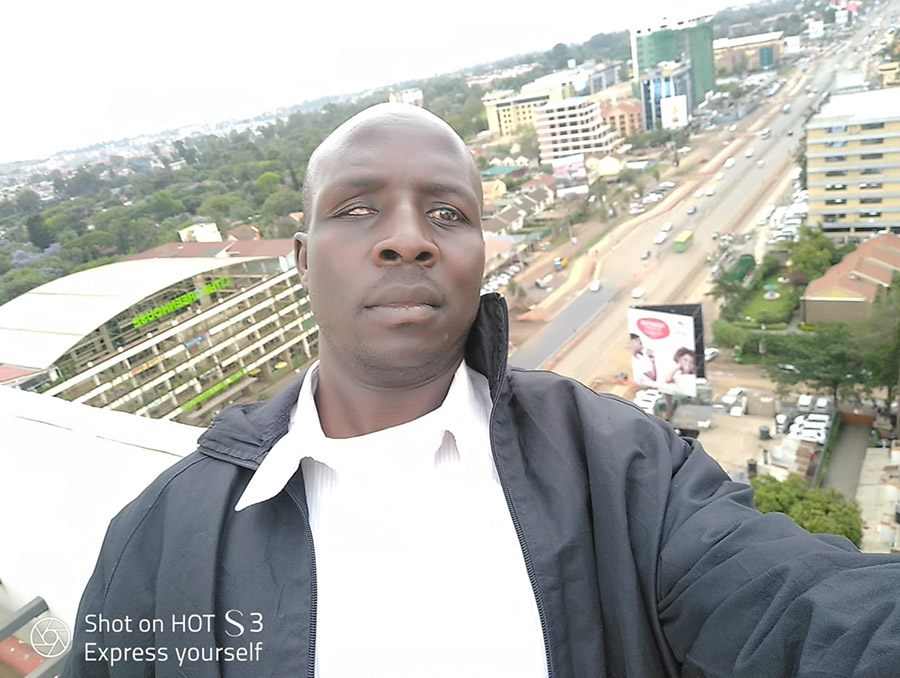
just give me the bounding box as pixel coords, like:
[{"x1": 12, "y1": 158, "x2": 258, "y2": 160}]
[{"x1": 310, "y1": 111, "x2": 479, "y2": 198}]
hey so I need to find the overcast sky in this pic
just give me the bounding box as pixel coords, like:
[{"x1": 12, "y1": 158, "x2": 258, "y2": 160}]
[{"x1": 1, "y1": 0, "x2": 749, "y2": 164}]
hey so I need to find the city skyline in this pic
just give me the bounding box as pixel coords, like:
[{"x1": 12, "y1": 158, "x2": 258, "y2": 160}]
[{"x1": 2, "y1": 0, "x2": 743, "y2": 165}]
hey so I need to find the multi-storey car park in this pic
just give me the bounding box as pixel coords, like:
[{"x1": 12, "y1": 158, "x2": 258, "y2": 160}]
[{"x1": 0, "y1": 240, "x2": 317, "y2": 426}]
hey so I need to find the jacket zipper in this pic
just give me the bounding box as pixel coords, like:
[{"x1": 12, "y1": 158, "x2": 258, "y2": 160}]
[
  {"x1": 286, "y1": 484, "x2": 318, "y2": 678},
  {"x1": 488, "y1": 379, "x2": 555, "y2": 678}
]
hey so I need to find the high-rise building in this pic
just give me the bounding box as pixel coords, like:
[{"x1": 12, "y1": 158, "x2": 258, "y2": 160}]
[
  {"x1": 806, "y1": 88, "x2": 900, "y2": 233},
  {"x1": 630, "y1": 16, "x2": 715, "y2": 107},
  {"x1": 639, "y1": 61, "x2": 693, "y2": 132},
  {"x1": 533, "y1": 97, "x2": 623, "y2": 163}
]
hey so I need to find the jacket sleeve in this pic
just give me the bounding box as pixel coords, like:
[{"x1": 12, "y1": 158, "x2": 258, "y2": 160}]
[{"x1": 656, "y1": 436, "x2": 900, "y2": 678}]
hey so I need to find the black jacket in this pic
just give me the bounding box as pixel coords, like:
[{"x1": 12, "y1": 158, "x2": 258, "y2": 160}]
[{"x1": 65, "y1": 295, "x2": 900, "y2": 677}]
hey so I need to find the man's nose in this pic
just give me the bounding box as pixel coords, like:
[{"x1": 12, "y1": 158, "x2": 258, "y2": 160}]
[{"x1": 372, "y1": 204, "x2": 439, "y2": 266}]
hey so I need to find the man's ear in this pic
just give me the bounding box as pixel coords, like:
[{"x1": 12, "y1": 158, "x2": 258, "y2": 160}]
[{"x1": 294, "y1": 232, "x2": 309, "y2": 287}]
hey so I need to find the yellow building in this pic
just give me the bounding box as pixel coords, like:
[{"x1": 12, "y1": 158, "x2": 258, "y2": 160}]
[
  {"x1": 482, "y1": 90, "x2": 550, "y2": 137},
  {"x1": 806, "y1": 88, "x2": 900, "y2": 233},
  {"x1": 481, "y1": 179, "x2": 508, "y2": 201}
]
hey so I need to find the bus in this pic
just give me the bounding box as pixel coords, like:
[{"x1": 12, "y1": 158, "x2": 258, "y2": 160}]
[{"x1": 673, "y1": 230, "x2": 694, "y2": 252}]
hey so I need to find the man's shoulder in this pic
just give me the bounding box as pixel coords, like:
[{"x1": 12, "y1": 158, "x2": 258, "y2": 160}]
[{"x1": 508, "y1": 367, "x2": 652, "y2": 420}]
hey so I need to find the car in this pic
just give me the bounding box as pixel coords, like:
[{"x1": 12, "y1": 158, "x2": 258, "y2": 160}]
[
  {"x1": 642, "y1": 192, "x2": 663, "y2": 204},
  {"x1": 628, "y1": 206, "x2": 646, "y2": 216},
  {"x1": 687, "y1": 205, "x2": 698, "y2": 215},
  {"x1": 658, "y1": 181, "x2": 676, "y2": 190},
  {"x1": 693, "y1": 188, "x2": 705, "y2": 199},
  {"x1": 723, "y1": 157, "x2": 736, "y2": 169},
  {"x1": 639, "y1": 250, "x2": 651, "y2": 260},
  {"x1": 652, "y1": 232, "x2": 668, "y2": 245},
  {"x1": 631, "y1": 286, "x2": 646, "y2": 299},
  {"x1": 704, "y1": 347, "x2": 720, "y2": 362},
  {"x1": 721, "y1": 387, "x2": 745, "y2": 407},
  {"x1": 744, "y1": 148, "x2": 754, "y2": 158},
  {"x1": 677, "y1": 146, "x2": 692, "y2": 154},
  {"x1": 589, "y1": 280, "x2": 602, "y2": 293},
  {"x1": 728, "y1": 124, "x2": 738, "y2": 132},
  {"x1": 787, "y1": 130, "x2": 794, "y2": 136},
  {"x1": 705, "y1": 186, "x2": 716, "y2": 197},
  {"x1": 756, "y1": 159, "x2": 765, "y2": 167},
  {"x1": 661, "y1": 221, "x2": 674, "y2": 232},
  {"x1": 715, "y1": 171, "x2": 725, "y2": 181},
  {"x1": 778, "y1": 363, "x2": 800, "y2": 374},
  {"x1": 797, "y1": 393, "x2": 813, "y2": 411}
]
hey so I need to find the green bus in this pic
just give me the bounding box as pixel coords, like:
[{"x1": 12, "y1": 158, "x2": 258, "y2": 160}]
[{"x1": 673, "y1": 230, "x2": 694, "y2": 252}]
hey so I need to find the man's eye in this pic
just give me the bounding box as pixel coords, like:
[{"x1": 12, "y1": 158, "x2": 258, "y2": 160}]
[
  {"x1": 428, "y1": 207, "x2": 464, "y2": 222},
  {"x1": 339, "y1": 206, "x2": 375, "y2": 217}
]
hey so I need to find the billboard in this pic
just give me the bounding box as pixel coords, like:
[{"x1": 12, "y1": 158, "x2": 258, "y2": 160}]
[
  {"x1": 628, "y1": 304, "x2": 703, "y2": 397},
  {"x1": 660, "y1": 95, "x2": 689, "y2": 130}
]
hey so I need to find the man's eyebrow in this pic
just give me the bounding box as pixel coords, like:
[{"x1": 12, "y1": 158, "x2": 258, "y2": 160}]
[{"x1": 424, "y1": 181, "x2": 477, "y2": 201}]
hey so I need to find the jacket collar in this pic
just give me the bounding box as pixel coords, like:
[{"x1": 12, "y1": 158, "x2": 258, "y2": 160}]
[{"x1": 197, "y1": 294, "x2": 510, "y2": 469}]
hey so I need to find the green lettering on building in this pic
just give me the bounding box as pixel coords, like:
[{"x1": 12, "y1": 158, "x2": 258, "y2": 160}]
[
  {"x1": 132, "y1": 276, "x2": 232, "y2": 330},
  {"x1": 181, "y1": 367, "x2": 248, "y2": 412}
]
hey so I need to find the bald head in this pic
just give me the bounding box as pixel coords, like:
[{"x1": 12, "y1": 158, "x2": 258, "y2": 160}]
[{"x1": 302, "y1": 103, "x2": 482, "y2": 224}]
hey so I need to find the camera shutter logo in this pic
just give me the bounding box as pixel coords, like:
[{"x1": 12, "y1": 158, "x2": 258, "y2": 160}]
[{"x1": 30, "y1": 617, "x2": 71, "y2": 658}]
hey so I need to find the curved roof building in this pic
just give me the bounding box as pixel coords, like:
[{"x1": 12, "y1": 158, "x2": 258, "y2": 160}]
[{"x1": 0, "y1": 240, "x2": 316, "y2": 425}]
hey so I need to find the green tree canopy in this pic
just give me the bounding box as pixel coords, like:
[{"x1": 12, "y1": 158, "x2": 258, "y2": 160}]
[
  {"x1": 751, "y1": 475, "x2": 863, "y2": 547},
  {"x1": 761, "y1": 323, "x2": 867, "y2": 399},
  {"x1": 261, "y1": 189, "x2": 303, "y2": 222},
  {"x1": 789, "y1": 227, "x2": 839, "y2": 282},
  {"x1": 853, "y1": 272, "x2": 900, "y2": 407}
]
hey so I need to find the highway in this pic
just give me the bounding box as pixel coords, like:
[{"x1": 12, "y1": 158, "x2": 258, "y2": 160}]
[{"x1": 509, "y1": 35, "x2": 867, "y2": 387}]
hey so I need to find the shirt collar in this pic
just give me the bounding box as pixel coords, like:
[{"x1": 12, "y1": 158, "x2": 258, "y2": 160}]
[{"x1": 234, "y1": 359, "x2": 492, "y2": 511}]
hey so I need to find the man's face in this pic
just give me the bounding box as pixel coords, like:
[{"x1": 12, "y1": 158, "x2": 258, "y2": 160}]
[{"x1": 296, "y1": 109, "x2": 485, "y2": 384}]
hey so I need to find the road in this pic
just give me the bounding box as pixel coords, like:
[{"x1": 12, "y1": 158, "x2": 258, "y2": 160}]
[{"x1": 509, "y1": 36, "x2": 860, "y2": 390}]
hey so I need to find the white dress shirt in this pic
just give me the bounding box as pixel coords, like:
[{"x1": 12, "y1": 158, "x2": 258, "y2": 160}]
[{"x1": 235, "y1": 360, "x2": 548, "y2": 678}]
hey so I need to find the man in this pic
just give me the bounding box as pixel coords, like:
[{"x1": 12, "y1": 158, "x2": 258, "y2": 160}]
[{"x1": 66, "y1": 104, "x2": 900, "y2": 677}]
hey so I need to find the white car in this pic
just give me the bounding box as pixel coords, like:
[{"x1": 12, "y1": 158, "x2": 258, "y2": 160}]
[
  {"x1": 693, "y1": 188, "x2": 705, "y2": 199},
  {"x1": 721, "y1": 387, "x2": 745, "y2": 407},
  {"x1": 589, "y1": 280, "x2": 602, "y2": 293},
  {"x1": 661, "y1": 221, "x2": 674, "y2": 232},
  {"x1": 744, "y1": 148, "x2": 755, "y2": 158},
  {"x1": 653, "y1": 232, "x2": 668, "y2": 245},
  {"x1": 704, "y1": 347, "x2": 720, "y2": 362},
  {"x1": 715, "y1": 171, "x2": 725, "y2": 181},
  {"x1": 631, "y1": 286, "x2": 646, "y2": 299},
  {"x1": 705, "y1": 186, "x2": 717, "y2": 197}
]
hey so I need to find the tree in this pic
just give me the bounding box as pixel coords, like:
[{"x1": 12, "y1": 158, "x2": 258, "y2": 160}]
[
  {"x1": 789, "y1": 227, "x2": 838, "y2": 281},
  {"x1": 515, "y1": 126, "x2": 540, "y2": 160},
  {"x1": 15, "y1": 189, "x2": 41, "y2": 214},
  {"x1": 854, "y1": 273, "x2": 900, "y2": 408},
  {"x1": 751, "y1": 475, "x2": 862, "y2": 547},
  {"x1": 0, "y1": 267, "x2": 52, "y2": 303},
  {"x1": 149, "y1": 191, "x2": 186, "y2": 221},
  {"x1": 761, "y1": 323, "x2": 867, "y2": 400},
  {"x1": 26, "y1": 214, "x2": 55, "y2": 250},
  {"x1": 261, "y1": 189, "x2": 303, "y2": 221},
  {"x1": 253, "y1": 171, "x2": 282, "y2": 205}
]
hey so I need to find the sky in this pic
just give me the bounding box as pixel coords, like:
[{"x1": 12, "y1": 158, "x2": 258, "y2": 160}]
[{"x1": 1, "y1": 0, "x2": 749, "y2": 165}]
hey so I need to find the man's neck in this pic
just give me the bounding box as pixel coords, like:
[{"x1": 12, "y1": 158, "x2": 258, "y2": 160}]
[{"x1": 313, "y1": 357, "x2": 463, "y2": 439}]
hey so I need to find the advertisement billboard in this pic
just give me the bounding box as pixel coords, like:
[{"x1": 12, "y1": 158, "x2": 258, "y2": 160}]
[
  {"x1": 628, "y1": 304, "x2": 703, "y2": 397},
  {"x1": 660, "y1": 95, "x2": 689, "y2": 130}
]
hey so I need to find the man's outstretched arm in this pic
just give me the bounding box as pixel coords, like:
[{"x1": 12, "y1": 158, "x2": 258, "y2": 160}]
[{"x1": 657, "y1": 437, "x2": 900, "y2": 678}]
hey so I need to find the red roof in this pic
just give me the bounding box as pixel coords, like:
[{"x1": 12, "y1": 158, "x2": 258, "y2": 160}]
[
  {"x1": 805, "y1": 233, "x2": 900, "y2": 301},
  {"x1": 127, "y1": 239, "x2": 295, "y2": 261},
  {"x1": 0, "y1": 365, "x2": 37, "y2": 384}
]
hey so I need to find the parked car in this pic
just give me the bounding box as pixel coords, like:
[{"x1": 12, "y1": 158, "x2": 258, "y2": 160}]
[
  {"x1": 704, "y1": 347, "x2": 720, "y2": 362},
  {"x1": 721, "y1": 387, "x2": 746, "y2": 407}
]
